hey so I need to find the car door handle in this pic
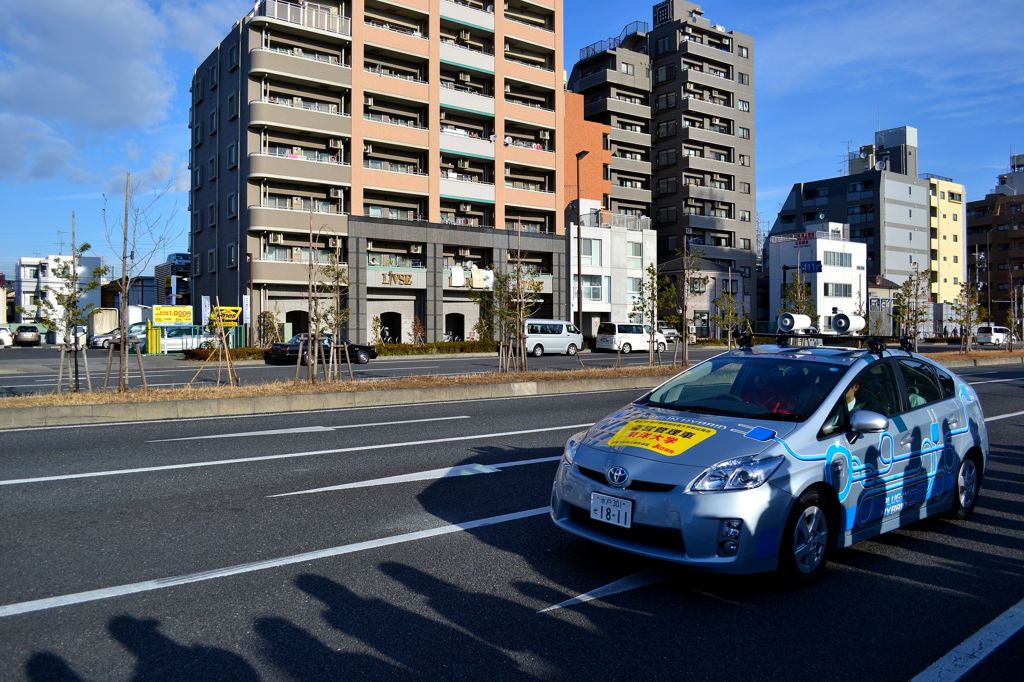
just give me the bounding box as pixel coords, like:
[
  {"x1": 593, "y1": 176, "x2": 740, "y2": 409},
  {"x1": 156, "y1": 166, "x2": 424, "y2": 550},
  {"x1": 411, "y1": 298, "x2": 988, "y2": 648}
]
[{"x1": 900, "y1": 436, "x2": 913, "y2": 447}]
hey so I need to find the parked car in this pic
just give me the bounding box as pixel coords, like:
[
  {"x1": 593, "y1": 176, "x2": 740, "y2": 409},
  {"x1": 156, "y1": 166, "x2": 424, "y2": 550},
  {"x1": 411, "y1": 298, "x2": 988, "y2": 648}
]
[
  {"x1": 551, "y1": 341, "x2": 988, "y2": 583},
  {"x1": 112, "y1": 322, "x2": 149, "y2": 350},
  {"x1": 522, "y1": 319, "x2": 583, "y2": 357},
  {"x1": 0, "y1": 326, "x2": 13, "y2": 348},
  {"x1": 976, "y1": 325, "x2": 1012, "y2": 346},
  {"x1": 159, "y1": 327, "x2": 216, "y2": 352},
  {"x1": 594, "y1": 322, "x2": 667, "y2": 354},
  {"x1": 14, "y1": 325, "x2": 42, "y2": 347},
  {"x1": 265, "y1": 334, "x2": 377, "y2": 365},
  {"x1": 656, "y1": 321, "x2": 679, "y2": 343}
]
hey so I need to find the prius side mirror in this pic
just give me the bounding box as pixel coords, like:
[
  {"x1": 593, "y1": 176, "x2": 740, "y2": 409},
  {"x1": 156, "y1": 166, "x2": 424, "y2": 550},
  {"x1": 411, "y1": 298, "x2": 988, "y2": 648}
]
[{"x1": 849, "y1": 410, "x2": 888, "y2": 443}]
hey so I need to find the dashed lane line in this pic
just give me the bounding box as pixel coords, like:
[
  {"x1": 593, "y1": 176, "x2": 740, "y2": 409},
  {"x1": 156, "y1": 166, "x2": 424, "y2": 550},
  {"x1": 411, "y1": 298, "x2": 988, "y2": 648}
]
[
  {"x1": 146, "y1": 416, "x2": 470, "y2": 442},
  {"x1": 912, "y1": 596, "x2": 1024, "y2": 681}
]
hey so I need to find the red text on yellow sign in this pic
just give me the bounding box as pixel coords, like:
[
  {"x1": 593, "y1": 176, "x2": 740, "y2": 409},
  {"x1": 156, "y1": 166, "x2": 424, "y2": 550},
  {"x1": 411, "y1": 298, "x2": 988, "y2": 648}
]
[{"x1": 607, "y1": 419, "x2": 717, "y2": 457}]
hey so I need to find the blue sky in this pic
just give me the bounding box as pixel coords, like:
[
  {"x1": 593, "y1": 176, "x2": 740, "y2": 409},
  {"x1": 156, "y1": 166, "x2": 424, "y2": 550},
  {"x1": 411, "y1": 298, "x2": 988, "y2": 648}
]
[{"x1": 1, "y1": 0, "x2": 1021, "y2": 279}]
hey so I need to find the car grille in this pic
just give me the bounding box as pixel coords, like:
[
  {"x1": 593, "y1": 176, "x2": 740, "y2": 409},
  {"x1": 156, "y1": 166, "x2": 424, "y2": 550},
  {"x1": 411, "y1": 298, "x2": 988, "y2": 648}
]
[
  {"x1": 568, "y1": 506, "x2": 685, "y2": 551},
  {"x1": 577, "y1": 465, "x2": 676, "y2": 492}
]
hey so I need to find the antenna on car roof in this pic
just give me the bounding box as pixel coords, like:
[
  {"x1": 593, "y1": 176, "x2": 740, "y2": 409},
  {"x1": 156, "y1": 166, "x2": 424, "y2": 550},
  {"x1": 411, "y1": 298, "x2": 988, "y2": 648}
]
[
  {"x1": 898, "y1": 336, "x2": 914, "y2": 352},
  {"x1": 866, "y1": 336, "x2": 887, "y2": 356},
  {"x1": 738, "y1": 330, "x2": 753, "y2": 349},
  {"x1": 775, "y1": 333, "x2": 793, "y2": 347}
]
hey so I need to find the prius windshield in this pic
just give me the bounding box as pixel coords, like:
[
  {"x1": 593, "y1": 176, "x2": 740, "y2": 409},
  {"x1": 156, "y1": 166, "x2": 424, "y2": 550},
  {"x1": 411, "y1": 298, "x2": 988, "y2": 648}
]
[{"x1": 642, "y1": 355, "x2": 846, "y2": 421}]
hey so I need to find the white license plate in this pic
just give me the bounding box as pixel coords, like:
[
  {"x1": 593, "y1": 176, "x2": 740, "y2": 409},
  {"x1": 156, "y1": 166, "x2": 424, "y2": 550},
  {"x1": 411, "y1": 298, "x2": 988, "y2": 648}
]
[{"x1": 590, "y1": 492, "x2": 632, "y2": 529}]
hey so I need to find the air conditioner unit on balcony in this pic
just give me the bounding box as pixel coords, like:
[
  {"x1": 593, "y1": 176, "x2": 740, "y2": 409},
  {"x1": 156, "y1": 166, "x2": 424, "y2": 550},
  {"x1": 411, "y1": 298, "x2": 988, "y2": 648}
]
[
  {"x1": 504, "y1": 43, "x2": 511, "y2": 52},
  {"x1": 458, "y1": 72, "x2": 471, "y2": 82},
  {"x1": 292, "y1": 146, "x2": 303, "y2": 155},
  {"x1": 459, "y1": 204, "x2": 472, "y2": 212},
  {"x1": 504, "y1": 166, "x2": 512, "y2": 176},
  {"x1": 327, "y1": 237, "x2": 339, "y2": 248},
  {"x1": 328, "y1": 138, "x2": 342, "y2": 149},
  {"x1": 459, "y1": 30, "x2": 471, "y2": 41},
  {"x1": 504, "y1": 83, "x2": 511, "y2": 93},
  {"x1": 293, "y1": 196, "x2": 304, "y2": 208},
  {"x1": 292, "y1": 246, "x2": 303, "y2": 260},
  {"x1": 440, "y1": 110, "x2": 446, "y2": 120},
  {"x1": 539, "y1": 130, "x2": 550, "y2": 140},
  {"x1": 364, "y1": 95, "x2": 374, "y2": 106},
  {"x1": 292, "y1": 96, "x2": 302, "y2": 106},
  {"x1": 410, "y1": 244, "x2": 422, "y2": 254},
  {"x1": 364, "y1": 143, "x2": 373, "y2": 154},
  {"x1": 457, "y1": 158, "x2": 470, "y2": 169},
  {"x1": 458, "y1": 247, "x2": 471, "y2": 256},
  {"x1": 268, "y1": 233, "x2": 284, "y2": 244},
  {"x1": 329, "y1": 187, "x2": 344, "y2": 199}
]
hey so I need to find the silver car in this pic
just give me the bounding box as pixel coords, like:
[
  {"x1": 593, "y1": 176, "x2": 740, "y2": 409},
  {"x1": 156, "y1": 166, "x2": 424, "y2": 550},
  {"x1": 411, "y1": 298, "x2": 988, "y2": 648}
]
[{"x1": 551, "y1": 343, "x2": 988, "y2": 583}]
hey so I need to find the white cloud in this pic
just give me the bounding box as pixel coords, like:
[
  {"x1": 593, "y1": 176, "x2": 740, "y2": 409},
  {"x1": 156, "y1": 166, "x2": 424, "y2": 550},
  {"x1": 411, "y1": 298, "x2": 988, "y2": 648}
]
[
  {"x1": 0, "y1": 114, "x2": 77, "y2": 182},
  {"x1": 0, "y1": 1, "x2": 175, "y2": 132},
  {"x1": 159, "y1": 1, "x2": 254, "y2": 59}
]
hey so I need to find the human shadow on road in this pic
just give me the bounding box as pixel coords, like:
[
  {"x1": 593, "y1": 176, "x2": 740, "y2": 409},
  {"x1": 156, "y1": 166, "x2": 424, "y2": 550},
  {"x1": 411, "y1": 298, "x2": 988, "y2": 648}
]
[
  {"x1": 107, "y1": 615, "x2": 258, "y2": 681},
  {"x1": 254, "y1": 615, "x2": 402, "y2": 680},
  {"x1": 25, "y1": 652, "x2": 85, "y2": 682}
]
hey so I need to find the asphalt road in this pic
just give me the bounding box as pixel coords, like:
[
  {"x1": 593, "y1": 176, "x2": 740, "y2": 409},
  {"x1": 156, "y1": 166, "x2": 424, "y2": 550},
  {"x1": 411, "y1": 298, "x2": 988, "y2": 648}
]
[
  {"x1": 0, "y1": 364, "x2": 1021, "y2": 680},
  {"x1": 0, "y1": 345, "x2": 723, "y2": 397}
]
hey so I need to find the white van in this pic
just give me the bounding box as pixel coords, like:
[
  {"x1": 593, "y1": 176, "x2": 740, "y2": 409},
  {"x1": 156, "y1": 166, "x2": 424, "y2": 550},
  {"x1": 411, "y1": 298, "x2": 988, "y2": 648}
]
[
  {"x1": 523, "y1": 319, "x2": 583, "y2": 356},
  {"x1": 976, "y1": 325, "x2": 1012, "y2": 345},
  {"x1": 595, "y1": 322, "x2": 668, "y2": 354}
]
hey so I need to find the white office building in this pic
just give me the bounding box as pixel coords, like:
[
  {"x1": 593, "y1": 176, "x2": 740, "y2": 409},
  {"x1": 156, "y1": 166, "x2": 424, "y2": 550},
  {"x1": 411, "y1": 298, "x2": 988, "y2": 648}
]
[
  {"x1": 14, "y1": 254, "x2": 106, "y2": 325},
  {"x1": 768, "y1": 223, "x2": 867, "y2": 331},
  {"x1": 568, "y1": 200, "x2": 657, "y2": 337}
]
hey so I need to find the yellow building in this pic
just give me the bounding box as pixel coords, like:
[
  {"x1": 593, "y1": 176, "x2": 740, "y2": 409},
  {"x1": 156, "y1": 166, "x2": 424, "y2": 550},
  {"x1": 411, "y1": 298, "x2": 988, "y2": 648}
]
[{"x1": 926, "y1": 175, "x2": 966, "y2": 303}]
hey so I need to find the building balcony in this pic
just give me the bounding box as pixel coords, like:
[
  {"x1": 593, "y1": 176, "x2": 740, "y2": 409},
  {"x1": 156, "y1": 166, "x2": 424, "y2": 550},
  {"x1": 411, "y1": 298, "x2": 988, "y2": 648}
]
[
  {"x1": 252, "y1": 259, "x2": 348, "y2": 285},
  {"x1": 680, "y1": 66, "x2": 733, "y2": 90},
  {"x1": 680, "y1": 95, "x2": 736, "y2": 117},
  {"x1": 439, "y1": 82, "x2": 495, "y2": 116},
  {"x1": 439, "y1": 128, "x2": 495, "y2": 158},
  {"x1": 361, "y1": 165, "x2": 430, "y2": 193},
  {"x1": 680, "y1": 155, "x2": 736, "y2": 174},
  {"x1": 583, "y1": 96, "x2": 649, "y2": 120},
  {"x1": 502, "y1": 140, "x2": 556, "y2": 168},
  {"x1": 682, "y1": 124, "x2": 737, "y2": 146},
  {"x1": 611, "y1": 185, "x2": 651, "y2": 203},
  {"x1": 363, "y1": 115, "x2": 430, "y2": 148},
  {"x1": 440, "y1": 175, "x2": 496, "y2": 202},
  {"x1": 251, "y1": 0, "x2": 352, "y2": 39},
  {"x1": 503, "y1": 18, "x2": 556, "y2": 49},
  {"x1": 363, "y1": 20, "x2": 429, "y2": 56},
  {"x1": 250, "y1": 99, "x2": 351, "y2": 136},
  {"x1": 682, "y1": 213, "x2": 742, "y2": 232},
  {"x1": 249, "y1": 48, "x2": 351, "y2": 88},
  {"x1": 440, "y1": 41, "x2": 495, "y2": 74},
  {"x1": 608, "y1": 127, "x2": 650, "y2": 147},
  {"x1": 248, "y1": 206, "x2": 349, "y2": 233},
  {"x1": 610, "y1": 156, "x2": 651, "y2": 175},
  {"x1": 439, "y1": 0, "x2": 495, "y2": 32},
  {"x1": 680, "y1": 37, "x2": 734, "y2": 62},
  {"x1": 249, "y1": 152, "x2": 351, "y2": 185},
  {"x1": 580, "y1": 210, "x2": 651, "y2": 231},
  {"x1": 503, "y1": 186, "x2": 556, "y2": 211},
  {"x1": 679, "y1": 184, "x2": 735, "y2": 203}
]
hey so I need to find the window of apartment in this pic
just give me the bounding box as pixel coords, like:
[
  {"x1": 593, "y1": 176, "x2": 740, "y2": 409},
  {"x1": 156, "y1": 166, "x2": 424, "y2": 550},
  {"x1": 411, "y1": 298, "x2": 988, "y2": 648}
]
[
  {"x1": 737, "y1": 99, "x2": 750, "y2": 112},
  {"x1": 627, "y1": 276, "x2": 642, "y2": 299},
  {"x1": 953, "y1": 255, "x2": 959, "y2": 263},
  {"x1": 602, "y1": 133, "x2": 610, "y2": 150},
  {"x1": 824, "y1": 282, "x2": 852, "y2": 297},
  {"x1": 657, "y1": 120, "x2": 677, "y2": 138},
  {"x1": 740, "y1": 210, "x2": 751, "y2": 222},
  {"x1": 228, "y1": 192, "x2": 238, "y2": 218},
  {"x1": 953, "y1": 234, "x2": 958, "y2": 242},
  {"x1": 581, "y1": 274, "x2": 604, "y2": 302},
  {"x1": 656, "y1": 149, "x2": 677, "y2": 167},
  {"x1": 626, "y1": 241, "x2": 643, "y2": 269},
  {"x1": 738, "y1": 126, "x2": 750, "y2": 139},
  {"x1": 226, "y1": 242, "x2": 238, "y2": 268},
  {"x1": 227, "y1": 91, "x2": 238, "y2": 120},
  {"x1": 208, "y1": 156, "x2": 217, "y2": 181},
  {"x1": 621, "y1": 62, "x2": 634, "y2": 75},
  {"x1": 207, "y1": 202, "x2": 216, "y2": 227},
  {"x1": 689, "y1": 278, "x2": 707, "y2": 293},
  {"x1": 655, "y1": 91, "x2": 677, "y2": 110},
  {"x1": 654, "y1": 35, "x2": 673, "y2": 56},
  {"x1": 207, "y1": 249, "x2": 217, "y2": 273},
  {"x1": 582, "y1": 238, "x2": 602, "y2": 266},
  {"x1": 740, "y1": 181, "x2": 751, "y2": 194},
  {"x1": 738, "y1": 154, "x2": 750, "y2": 167},
  {"x1": 193, "y1": 166, "x2": 203, "y2": 189},
  {"x1": 949, "y1": 191, "x2": 963, "y2": 202},
  {"x1": 229, "y1": 44, "x2": 239, "y2": 71},
  {"x1": 602, "y1": 164, "x2": 610, "y2": 181},
  {"x1": 656, "y1": 178, "x2": 677, "y2": 195},
  {"x1": 953, "y1": 213, "x2": 959, "y2": 221},
  {"x1": 953, "y1": 277, "x2": 959, "y2": 284},
  {"x1": 824, "y1": 251, "x2": 852, "y2": 267},
  {"x1": 227, "y1": 141, "x2": 238, "y2": 168},
  {"x1": 738, "y1": 45, "x2": 749, "y2": 58},
  {"x1": 192, "y1": 255, "x2": 201, "y2": 275},
  {"x1": 940, "y1": 190, "x2": 946, "y2": 199},
  {"x1": 208, "y1": 65, "x2": 217, "y2": 90},
  {"x1": 658, "y1": 206, "x2": 677, "y2": 223},
  {"x1": 208, "y1": 109, "x2": 217, "y2": 135},
  {"x1": 192, "y1": 212, "x2": 201, "y2": 233},
  {"x1": 737, "y1": 72, "x2": 749, "y2": 85},
  {"x1": 740, "y1": 238, "x2": 751, "y2": 250},
  {"x1": 654, "y1": 64, "x2": 676, "y2": 84}
]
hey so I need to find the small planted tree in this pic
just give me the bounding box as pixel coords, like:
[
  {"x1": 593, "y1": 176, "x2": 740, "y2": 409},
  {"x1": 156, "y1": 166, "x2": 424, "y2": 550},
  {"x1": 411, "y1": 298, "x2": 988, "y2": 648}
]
[
  {"x1": 471, "y1": 258, "x2": 541, "y2": 372},
  {"x1": 893, "y1": 264, "x2": 931, "y2": 351},
  {"x1": 951, "y1": 282, "x2": 982, "y2": 353},
  {"x1": 780, "y1": 269, "x2": 817, "y2": 323},
  {"x1": 711, "y1": 283, "x2": 746, "y2": 350},
  {"x1": 674, "y1": 242, "x2": 707, "y2": 366}
]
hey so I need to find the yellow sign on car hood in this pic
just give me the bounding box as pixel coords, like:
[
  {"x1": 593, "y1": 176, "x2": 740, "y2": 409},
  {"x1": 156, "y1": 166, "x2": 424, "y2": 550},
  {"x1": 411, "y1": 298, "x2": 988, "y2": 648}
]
[{"x1": 607, "y1": 419, "x2": 717, "y2": 457}]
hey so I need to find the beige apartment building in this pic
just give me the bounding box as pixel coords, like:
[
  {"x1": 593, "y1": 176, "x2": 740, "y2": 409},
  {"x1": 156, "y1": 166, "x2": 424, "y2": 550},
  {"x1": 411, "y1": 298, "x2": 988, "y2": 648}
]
[
  {"x1": 189, "y1": 0, "x2": 566, "y2": 343},
  {"x1": 925, "y1": 174, "x2": 966, "y2": 304}
]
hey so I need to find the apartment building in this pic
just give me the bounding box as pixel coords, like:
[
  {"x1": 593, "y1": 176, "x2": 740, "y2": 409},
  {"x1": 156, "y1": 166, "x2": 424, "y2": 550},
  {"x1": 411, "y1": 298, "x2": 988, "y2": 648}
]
[
  {"x1": 769, "y1": 127, "x2": 932, "y2": 287},
  {"x1": 189, "y1": 0, "x2": 566, "y2": 343},
  {"x1": 967, "y1": 153, "x2": 1024, "y2": 320},
  {"x1": 648, "y1": 0, "x2": 757, "y2": 306},
  {"x1": 924, "y1": 174, "x2": 967, "y2": 303},
  {"x1": 567, "y1": 21, "x2": 652, "y2": 220},
  {"x1": 14, "y1": 254, "x2": 105, "y2": 323}
]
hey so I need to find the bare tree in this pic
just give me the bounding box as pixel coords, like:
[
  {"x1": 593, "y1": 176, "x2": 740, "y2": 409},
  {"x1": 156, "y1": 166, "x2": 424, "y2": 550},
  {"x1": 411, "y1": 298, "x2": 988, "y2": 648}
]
[
  {"x1": 471, "y1": 258, "x2": 542, "y2": 372},
  {"x1": 951, "y1": 281, "x2": 982, "y2": 353},
  {"x1": 103, "y1": 171, "x2": 180, "y2": 391},
  {"x1": 893, "y1": 263, "x2": 931, "y2": 351},
  {"x1": 711, "y1": 271, "x2": 746, "y2": 350},
  {"x1": 674, "y1": 240, "x2": 707, "y2": 366}
]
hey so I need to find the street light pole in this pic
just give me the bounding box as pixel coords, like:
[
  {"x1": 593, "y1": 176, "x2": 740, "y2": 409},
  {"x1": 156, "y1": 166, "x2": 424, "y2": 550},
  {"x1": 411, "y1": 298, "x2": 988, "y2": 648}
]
[{"x1": 575, "y1": 150, "x2": 589, "y2": 337}]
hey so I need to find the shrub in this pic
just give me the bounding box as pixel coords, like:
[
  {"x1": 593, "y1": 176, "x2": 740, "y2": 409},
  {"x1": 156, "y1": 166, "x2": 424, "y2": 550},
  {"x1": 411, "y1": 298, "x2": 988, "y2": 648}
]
[
  {"x1": 375, "y1": 340, "x2": 497, "y2": 356},
  {"x1": 181, "y1": 347, "x2": 267, "y2": 361}
]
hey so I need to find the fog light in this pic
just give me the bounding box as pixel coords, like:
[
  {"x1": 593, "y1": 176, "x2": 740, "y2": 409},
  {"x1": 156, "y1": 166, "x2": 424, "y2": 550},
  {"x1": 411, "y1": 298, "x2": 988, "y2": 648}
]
[{"x1": 717, "y1": 519, "x2": 742, "y2": 556}]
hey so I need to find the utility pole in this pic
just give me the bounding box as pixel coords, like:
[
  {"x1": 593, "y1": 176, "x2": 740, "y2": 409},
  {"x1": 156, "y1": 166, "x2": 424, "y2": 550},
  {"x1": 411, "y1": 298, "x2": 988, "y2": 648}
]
[
  {"x1": 119, "y1": 172, "x2": 130, "y2": 391},
  {"x1": 575, "y1": 150, "x2": 588, "y2": 339},
  {"x1": 71, "y1": 211, "x2": 80, "y2": 392}
]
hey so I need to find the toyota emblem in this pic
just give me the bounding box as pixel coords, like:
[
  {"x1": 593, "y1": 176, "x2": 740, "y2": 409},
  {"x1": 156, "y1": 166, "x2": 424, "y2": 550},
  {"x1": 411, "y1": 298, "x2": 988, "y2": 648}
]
[{"x1": 606, "y1": 466, "x2": 630, "y2": 487}]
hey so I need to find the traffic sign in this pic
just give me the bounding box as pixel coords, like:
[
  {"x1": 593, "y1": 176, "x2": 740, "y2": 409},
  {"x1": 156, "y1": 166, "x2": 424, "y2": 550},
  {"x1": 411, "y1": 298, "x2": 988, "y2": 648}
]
[{"x1": 800, "y1": 260, "x2": 823, "y2": 274}]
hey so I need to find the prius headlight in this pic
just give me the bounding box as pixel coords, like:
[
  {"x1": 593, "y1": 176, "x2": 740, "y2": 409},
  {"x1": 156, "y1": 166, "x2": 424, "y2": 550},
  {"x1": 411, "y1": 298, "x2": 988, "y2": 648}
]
[
  {"x1": 691, "y1": 455, "x2": 785, "y2": 492},
  {"x1": 561, "y1": 431, "x2": 587, "y2": 467}
]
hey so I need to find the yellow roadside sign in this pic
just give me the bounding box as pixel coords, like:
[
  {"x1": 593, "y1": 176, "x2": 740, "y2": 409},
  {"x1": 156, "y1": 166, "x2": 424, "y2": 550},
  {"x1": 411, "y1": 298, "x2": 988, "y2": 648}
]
[
  {"x1": 153, "y1": 305, "x2": 193, "y2": 327},
  {"x1": 211, "y1": 306, "x2": 242, "y2": 327}
]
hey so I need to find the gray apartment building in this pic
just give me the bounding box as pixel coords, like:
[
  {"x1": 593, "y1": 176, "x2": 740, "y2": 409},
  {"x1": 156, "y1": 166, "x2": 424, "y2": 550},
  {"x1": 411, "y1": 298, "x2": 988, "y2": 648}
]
[
  {"x1": 189, "y1": 0, "x2": 568, "y2": 344},
  {"x1": 768, "y1": 126, "x2": 932, "y2": 287},
  {"x1": 567, "y1": 22, "x2": 652, "y2": 220}
]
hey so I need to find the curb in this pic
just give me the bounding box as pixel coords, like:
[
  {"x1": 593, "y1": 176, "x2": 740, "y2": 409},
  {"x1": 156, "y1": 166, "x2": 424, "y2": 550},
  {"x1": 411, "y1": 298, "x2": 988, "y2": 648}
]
[{"x1": 0, "y1": 375, "x2": 665, "y2": 430}]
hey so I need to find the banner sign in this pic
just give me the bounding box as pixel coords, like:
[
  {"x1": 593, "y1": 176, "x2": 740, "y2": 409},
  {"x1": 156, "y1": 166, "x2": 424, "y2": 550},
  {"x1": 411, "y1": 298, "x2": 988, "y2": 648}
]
[
  {"x1": 153, "y1": 305, "x2": 193, "y2": 327},
  {"x1": 211, "y1": 306, "x2": 242, "y2": 328}
]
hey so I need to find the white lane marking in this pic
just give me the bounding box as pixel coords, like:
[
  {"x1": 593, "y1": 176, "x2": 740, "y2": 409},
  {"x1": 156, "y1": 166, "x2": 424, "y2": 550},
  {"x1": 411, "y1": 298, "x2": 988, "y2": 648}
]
[
  {"x1": 985, "y1": 409, "x2": 1024, "y2": 423},
  {"x1": 146, "y1": 416, "x2": 470, "y2": 442},
  {"x1": 0, "y1": 388, "x2": 629, "y2": 434},
  {"x1": 0, "y1": 507, "x2": 549, "y2": 618},
  {"x1": 0, "y1": 425, "x2": 592, "y2": 486},
  {"x1": 969, "y1": 378, "x2": 1019, "y2": 385},
  {"x1": 538, "y1": 568, "x2": 673, "y2": 613},
  {"x1": 911, "y1": 596, "x2": 1024, "y2": 682},
  {"x1": 270, "y1": 455, "x2": 562, "y2": 497}
]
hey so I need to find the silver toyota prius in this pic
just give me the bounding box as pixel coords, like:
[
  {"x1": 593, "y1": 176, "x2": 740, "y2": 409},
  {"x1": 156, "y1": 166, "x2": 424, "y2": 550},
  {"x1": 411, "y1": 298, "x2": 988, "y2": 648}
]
[{"x1": 550, "y1": 343, "x2": 988, "y2": 583}]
